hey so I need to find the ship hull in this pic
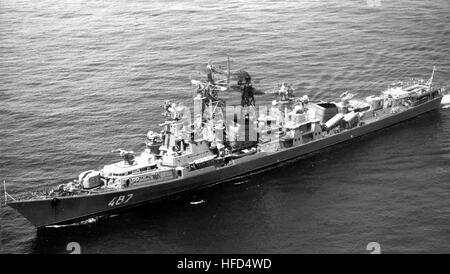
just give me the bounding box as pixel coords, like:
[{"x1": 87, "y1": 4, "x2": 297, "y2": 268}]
[{"x1": 8, "y1": 96, "x2": 443, "y2": 228}]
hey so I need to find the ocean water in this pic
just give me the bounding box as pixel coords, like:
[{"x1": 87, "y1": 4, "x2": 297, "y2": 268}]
[{"x1": 1, "y1": 0, "x2": 449, "y2": 253}]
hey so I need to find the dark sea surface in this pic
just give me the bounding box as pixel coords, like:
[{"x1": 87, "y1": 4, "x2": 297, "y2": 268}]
[{"x1": 1, "y1": 0, "x2": 449, "y2": 253}]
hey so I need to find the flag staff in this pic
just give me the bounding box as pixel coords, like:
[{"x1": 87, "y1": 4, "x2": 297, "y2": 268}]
[{"x1": 3, "y1": 180, "x2": 7, "y2": 205}]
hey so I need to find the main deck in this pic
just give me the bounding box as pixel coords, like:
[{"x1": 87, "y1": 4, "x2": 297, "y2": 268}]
[{"x1": 8, "y1": 95, "x2": 443, "y2": 228}]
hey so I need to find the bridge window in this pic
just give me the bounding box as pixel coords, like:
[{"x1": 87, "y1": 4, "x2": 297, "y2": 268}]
[{"x1": 113, "y1": 173, "x2": 125, "y2": 177}]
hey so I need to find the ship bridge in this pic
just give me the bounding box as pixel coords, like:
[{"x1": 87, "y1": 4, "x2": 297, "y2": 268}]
[{"x1": 101, "y1": 151, "x2": 158, "y2": 178}]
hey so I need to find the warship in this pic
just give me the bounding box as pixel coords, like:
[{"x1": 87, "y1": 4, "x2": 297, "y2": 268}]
[{"x1": 4, "y1": 62, "x2": 447, "y2": 229}]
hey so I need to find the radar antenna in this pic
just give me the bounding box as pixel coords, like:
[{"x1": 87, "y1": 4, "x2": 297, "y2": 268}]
[{"x1": 191, "y1": 56, "x2": 260, "y2": 108}]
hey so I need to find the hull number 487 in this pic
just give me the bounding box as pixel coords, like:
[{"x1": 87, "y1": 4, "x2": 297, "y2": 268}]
[{"x1": 108, "y1": 194, "x2": 133, "y2": 207}]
